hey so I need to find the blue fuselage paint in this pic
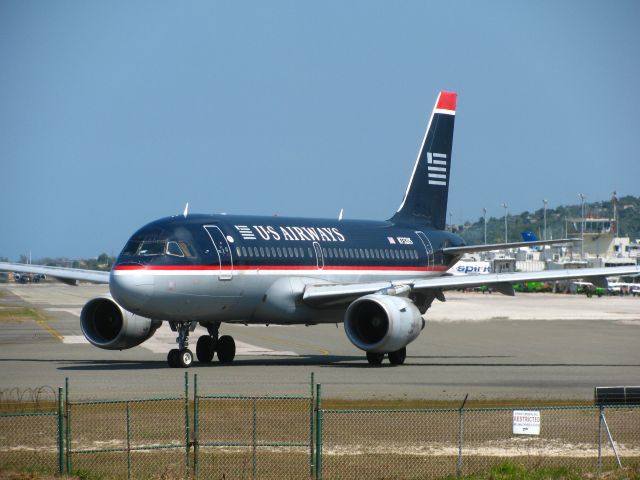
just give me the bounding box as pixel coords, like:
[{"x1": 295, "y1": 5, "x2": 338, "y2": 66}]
[{"x1": 110, "y1": 214, "x2": 465, "y2": 324}]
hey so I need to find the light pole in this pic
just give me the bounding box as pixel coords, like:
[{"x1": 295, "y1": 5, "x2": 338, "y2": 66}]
[
  {"x1": 449, "y1": 212, "x2": 453, "y2": 232},
  {"x1": 482, "y1": 208, "x2": 487, "y2": 245},
  {"x1": 578, "y1": 193, "x2": 586, "y2": 259},
  {"x1": 501, "y1": 203, "x2": 508, "y2": 243},
  {"x1": 542, "y1": 199, "x2": 548, "y2": 241}
]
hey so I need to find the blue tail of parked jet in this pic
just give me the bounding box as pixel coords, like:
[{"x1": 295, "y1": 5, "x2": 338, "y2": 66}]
[
  {"x1": 521, "y1": 231, "x2": 538, "y2": 242},
  {"x1": 390, "y1": 91, "x2": 457, "y2": 230}
]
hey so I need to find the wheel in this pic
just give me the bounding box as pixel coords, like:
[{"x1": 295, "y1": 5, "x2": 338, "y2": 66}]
[
  {"x1": 217, "y1": 335, "x2": 236, "y2": 364},
  {"x1": 366, "y1": 352, "x2": 385, "y2": 365},
  {"x1": 196, "y1": 335, "x2": 216, "y2": 363},
  {"x1": 176, "y1": 349, "x2": 193, "y2": 368},
  {"x1": 167, "y1": 349, "x2": 180, "y2": 368},
  {"x1": 388, "y1": 347, "x2": 406, "y2": 365}
]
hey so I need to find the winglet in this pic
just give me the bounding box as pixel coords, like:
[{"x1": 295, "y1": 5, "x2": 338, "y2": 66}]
[{"x1": 183, "y1": 202, "x2": 189, "y2": 218}]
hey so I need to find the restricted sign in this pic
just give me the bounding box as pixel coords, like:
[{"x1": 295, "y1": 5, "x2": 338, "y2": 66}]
[{"x1": 512, "y1": 410, "x2": 540, "y2": 435}]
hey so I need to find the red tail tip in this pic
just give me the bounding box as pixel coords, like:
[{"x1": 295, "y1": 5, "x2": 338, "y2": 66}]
[{"x1": 437, "y1": 91, "x2": 457, "y2": 111}]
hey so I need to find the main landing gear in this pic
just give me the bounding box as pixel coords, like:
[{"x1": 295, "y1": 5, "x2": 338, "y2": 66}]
[
  {"x1": 167, "y1": 321, "x2": 236, "y2": 368},
  {"x1": 366, "y1": 346, "x2": 407, "y2": 366}
]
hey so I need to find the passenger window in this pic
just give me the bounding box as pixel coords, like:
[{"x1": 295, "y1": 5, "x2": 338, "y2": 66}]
[
  {"x1": 241, "y1": 247, "x2": 247, "y2": 257},
  {"x1": 259, "y1": 247, "x2": 265, "y2": 257},
  {"x1": 288, "y1": 248, "x2": 293, "y2": 257},
  {"x1": 236, "y1": 246, "x2": 242, "y2": 257},
  {"x1": 277, "y1": 248, "x2": 282, "y2": 257},
  {"x1": 271, "y1": 247, "x2": 276, "y2": 257},
  {"x1": 294, "y1": 248, "x2": 299, "y2": 258}
]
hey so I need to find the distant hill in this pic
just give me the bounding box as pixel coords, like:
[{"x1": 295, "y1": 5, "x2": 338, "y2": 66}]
[{"x1": 457, "y1": 195, "x2": 640, "y2": 245}]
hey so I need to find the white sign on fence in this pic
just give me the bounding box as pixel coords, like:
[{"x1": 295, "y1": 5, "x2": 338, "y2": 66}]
[{"x1": 512, "y1": 410, "x2": 540, "y2": 435}]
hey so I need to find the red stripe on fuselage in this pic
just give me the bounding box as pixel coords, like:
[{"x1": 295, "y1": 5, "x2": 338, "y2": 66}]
[{"x1": 112, "y1": 264, "x2": 448, "y2": 272}]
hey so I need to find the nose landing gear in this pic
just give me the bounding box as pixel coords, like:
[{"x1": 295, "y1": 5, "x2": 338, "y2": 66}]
[{"x1": 167, "y1": 321, "x2": 196, "y2": 368}]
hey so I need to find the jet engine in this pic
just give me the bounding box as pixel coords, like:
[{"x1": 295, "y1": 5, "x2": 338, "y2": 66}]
[
  {"x1": 80, "y1": 294, "x2": 161, "y2": 350},
  {"x1": 344, "y1": 294, "x2": 424, "y2": 353}
]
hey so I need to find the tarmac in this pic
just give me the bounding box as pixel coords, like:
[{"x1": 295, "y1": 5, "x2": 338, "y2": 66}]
[{"x1": 0, "y1": 283, "x2": 638, "y2": 402}]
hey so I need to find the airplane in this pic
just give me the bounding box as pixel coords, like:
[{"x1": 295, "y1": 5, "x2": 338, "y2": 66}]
[{"x1": 2, "y1": 91, "x2": 638, "y2": 368}]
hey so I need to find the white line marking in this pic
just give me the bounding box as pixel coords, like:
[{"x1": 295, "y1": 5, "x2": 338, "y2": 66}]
[
  {"x1": 432, "y1": 153, "x2": 447, "y2": 158},
  {"x1": 428, "y1": 180, "x2": 447, "y2": 186}
]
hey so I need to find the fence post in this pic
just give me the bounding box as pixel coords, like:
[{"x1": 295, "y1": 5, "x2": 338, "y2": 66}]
[
  {"x1": 252, "y1": 397, "x2": 258, "y2": 480},
  {"x1": 65, "y1": 377, "x2": 72, "y2": 474},
  {"x1": 457, "y1": 394, "x2": 468, "y2": 478},
  {"x1": 57, "y1": 387, "x2": 64, "y2": 474},
  {"x1": 315, "y1": 384, "x2": 322, "y2": 480},
  {"x1": 193, "y1": 373, "x2": 199, "y2": 480},
  {"x1": 185, "y1": 372, "x2": 190, "y2": 473},
  {"x1": 126, "y1": 401, "x2": 132, "y2": 480},
  {"x1": 598, "y1": 405, "x2": 603, "y2": 473},
  {"x1": 309, "y1": 372, "x2": 315, "y2": 479}
]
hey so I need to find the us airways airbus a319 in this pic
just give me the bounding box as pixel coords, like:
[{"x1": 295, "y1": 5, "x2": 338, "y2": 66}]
[{"x1": 2, "y1": 91, "x2": 638, "y2": 368}]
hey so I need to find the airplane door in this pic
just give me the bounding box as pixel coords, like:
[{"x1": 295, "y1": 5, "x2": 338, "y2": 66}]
[
  {"x1": 204, "y1": 225, "x2": 234, "y2": 280},
  {"x1": 415, "y1": 231, "x2": 434, "y2": 268},
  {"x1": 313, "y1": 242, "x2": 324, "y2": 270}
]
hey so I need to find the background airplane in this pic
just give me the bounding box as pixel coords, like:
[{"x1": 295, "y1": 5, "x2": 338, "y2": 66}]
[{"x1": 2, "y1": 91, "x2": 638, "y2": 368}]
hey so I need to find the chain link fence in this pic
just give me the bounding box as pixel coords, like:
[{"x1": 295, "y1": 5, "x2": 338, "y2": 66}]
[{"x1": 1, "y1": 376, "x2": 639, "y2": 479}]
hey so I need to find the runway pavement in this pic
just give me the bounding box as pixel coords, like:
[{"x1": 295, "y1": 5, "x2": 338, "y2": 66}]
[{"x1": 0, "y1": 283, "x2": 638, "y2": 401}]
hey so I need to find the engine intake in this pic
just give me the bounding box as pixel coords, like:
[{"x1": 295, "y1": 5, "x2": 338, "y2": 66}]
[
  {"x1": 344, "y1": 294, "x2": 424, "y2": 353},
  {"x1": 80, "y1": 294, "x2": 161, "y2": 350}
]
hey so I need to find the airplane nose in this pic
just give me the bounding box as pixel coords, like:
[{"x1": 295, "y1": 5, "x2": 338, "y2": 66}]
[{"x1": 109, "y1": 267, "x2": 154, "y2": 312}]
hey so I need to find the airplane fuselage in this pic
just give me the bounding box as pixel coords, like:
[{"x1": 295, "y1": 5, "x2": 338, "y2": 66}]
[{"x1": 110, "y1": 214, "x2": 465, "y2": 324}]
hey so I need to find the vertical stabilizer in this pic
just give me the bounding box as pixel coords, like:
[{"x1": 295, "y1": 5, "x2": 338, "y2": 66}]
[{"x1": 390, "y1": 91, "x2": 457, "y2": 229}]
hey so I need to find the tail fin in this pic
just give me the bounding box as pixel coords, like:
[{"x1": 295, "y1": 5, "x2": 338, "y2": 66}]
[
  {"x1": 390, "y1": 91, "x2": 457, "y2": 229},
  {"x1": 521, "y1": 231, "x2": 538, "y2": 242}
]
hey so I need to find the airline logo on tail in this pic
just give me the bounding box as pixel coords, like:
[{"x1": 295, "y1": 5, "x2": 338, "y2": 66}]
[{"x1": 427, "y1": 152, "x2": 448, "y2": 186}]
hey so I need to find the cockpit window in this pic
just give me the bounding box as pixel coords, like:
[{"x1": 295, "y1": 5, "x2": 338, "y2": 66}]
[
  {"x1": 166, "y1": 241, "x2": 184, "y2": 257},
  {"x1": 121, "y1": 241, "x2": 141, "y2": 256},
  {"x1": 138, "y1": 241, "x2": 166, "y2": 256}
]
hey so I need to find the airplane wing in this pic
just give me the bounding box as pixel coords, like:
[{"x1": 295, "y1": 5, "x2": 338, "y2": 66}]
[
  {"x1": 442, "y1": 238, "x2": 579, "y2": 256},
  {"x1": 302, "y1": 265, "x2": 640, "y2": 307},
  {"x1": 0, "y1": 262, "x2": 110, "y2": 285}
]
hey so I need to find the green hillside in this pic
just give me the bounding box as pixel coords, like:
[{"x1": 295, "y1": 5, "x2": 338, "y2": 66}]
[{"x1": 457, "y1": 195, "x2": 640, "y2": 246}]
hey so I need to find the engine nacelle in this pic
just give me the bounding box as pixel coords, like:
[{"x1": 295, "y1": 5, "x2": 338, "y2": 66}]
[
  {"x1": 80, "y1": 294, "x2": 161, "y2": 350},
  {"x1": 344, "y1": 294, "x2": 424, "y2": 353}
]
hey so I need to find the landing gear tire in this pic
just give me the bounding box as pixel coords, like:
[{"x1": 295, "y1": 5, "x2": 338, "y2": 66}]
[
  {"x1": 217, "y1": 335, "x2": 236, "y2": 364},
  {"x1": 177, "y1": 349, "x2": 193, "y2": 368},
  {"x1": 168, "y1": 348, "x2": 193, "y2": 368},
  {"x1": 388, "y1": 347, "x2": 406, "y2": 365},
  {"x1": 366, "y1": 352, "x2": 385, "y2": 365},
  {"x1": 168, "y1": 349, "x2": 180, "y2": 368},
  {"x1": 196, "y1": 335, "x2": 216, "y2": 363}
]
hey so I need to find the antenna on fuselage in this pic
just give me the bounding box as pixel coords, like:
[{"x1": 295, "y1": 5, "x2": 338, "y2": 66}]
[
  {"x1": 338, "y1": 208, "x2": 344, "y2": 221},
  {"x1": 183, "y1": 202, "x2": 189, "y2": 218}
]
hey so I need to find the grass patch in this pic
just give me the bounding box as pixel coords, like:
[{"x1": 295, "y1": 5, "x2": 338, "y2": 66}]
[
  {"x1": 446, "y1": 461, "x2": 640, "y2": 480},
  {"x1": 0, "y1": 307, "x2": 41, "y2": 322}
]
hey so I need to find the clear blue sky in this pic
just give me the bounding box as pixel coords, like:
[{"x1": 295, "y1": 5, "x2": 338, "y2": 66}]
[{"x1": 1, "y1": 1, "x2": 639, "y2": 261}]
